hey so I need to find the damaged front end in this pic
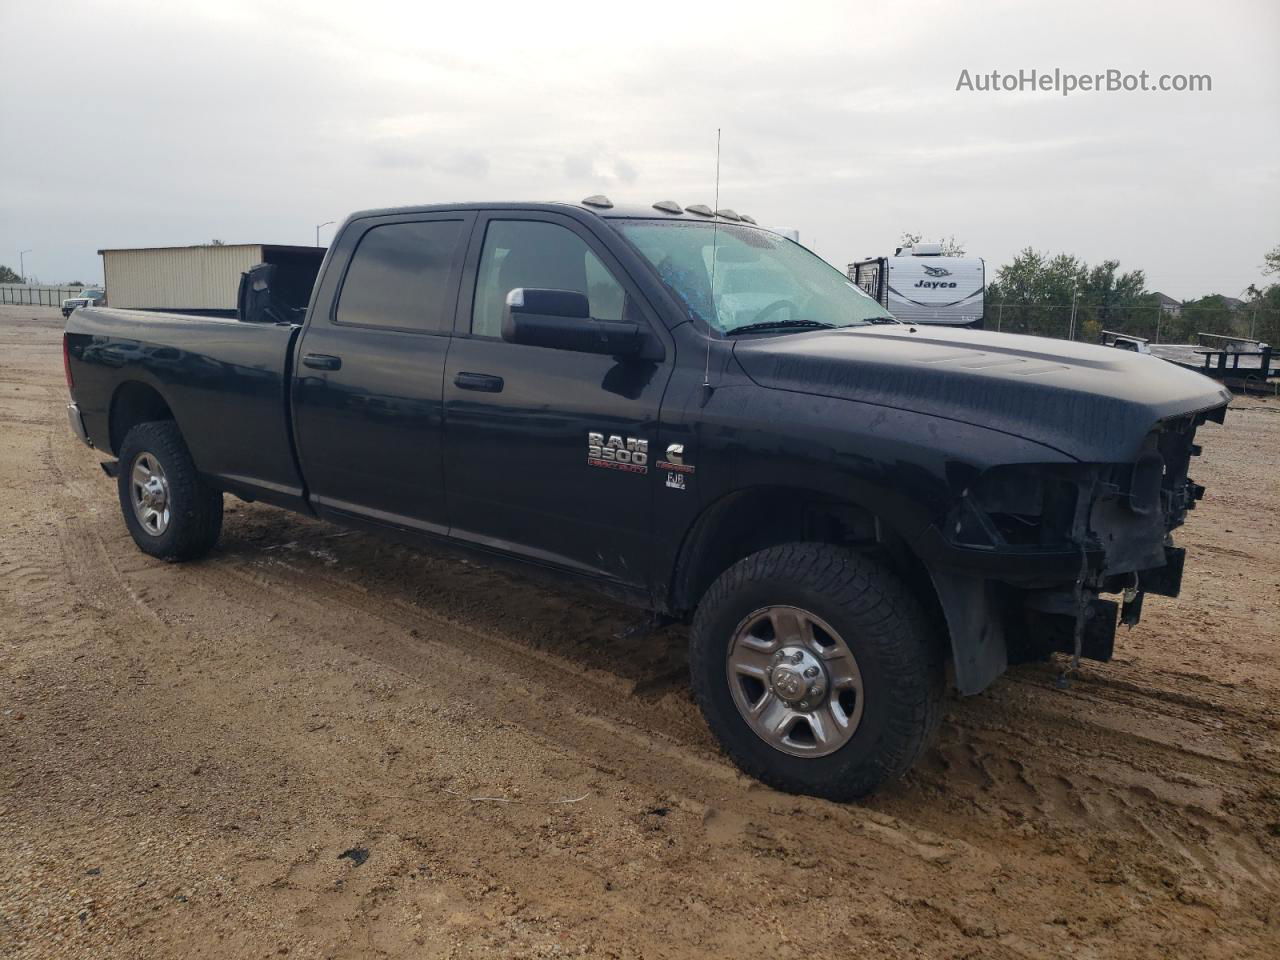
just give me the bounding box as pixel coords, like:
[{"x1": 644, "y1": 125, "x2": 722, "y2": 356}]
[{"x1": 930, "y1": 404, "x2": 1227, "y2": 694}]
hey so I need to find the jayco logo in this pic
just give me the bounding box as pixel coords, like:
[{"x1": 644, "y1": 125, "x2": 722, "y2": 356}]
[{"x1": 915, "y1": 264, "x2": 956, "y2": 287}]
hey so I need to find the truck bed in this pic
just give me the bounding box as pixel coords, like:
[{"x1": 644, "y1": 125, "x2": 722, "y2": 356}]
[{"x1": 65, "y1": 307, "x2": 306, "y2": 506}]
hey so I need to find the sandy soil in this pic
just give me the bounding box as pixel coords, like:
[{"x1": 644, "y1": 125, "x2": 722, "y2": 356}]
[{"x1": 2, "y1": 305, "x2": 1277, "y2": 959}]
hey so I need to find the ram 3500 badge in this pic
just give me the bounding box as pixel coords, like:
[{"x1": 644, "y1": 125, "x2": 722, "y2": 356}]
[{"x1": 587, "y1": 433, "x2": 649, "y2": 473}]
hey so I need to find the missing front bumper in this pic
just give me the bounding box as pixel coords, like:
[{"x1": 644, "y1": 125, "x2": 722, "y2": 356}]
[{"x1": 1025, "y1": 592, "x2": 1119, "y2": 663}]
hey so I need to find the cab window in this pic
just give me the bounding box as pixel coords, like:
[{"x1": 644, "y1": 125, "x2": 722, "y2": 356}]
[
  {"x1": 471, "y1": 220, "x2": 625, "y2": 337},
  {"x1": 336, "y1": 219, "x2": 464, "y2": 333}
]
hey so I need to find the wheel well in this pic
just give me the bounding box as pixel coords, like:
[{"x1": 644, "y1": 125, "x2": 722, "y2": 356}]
[
  {"x1": 109, "y1": 382, "x2": 174, "y2": 455},
  {"x1": 669, "y1": 487, "x2": 945, "y2": 634}
]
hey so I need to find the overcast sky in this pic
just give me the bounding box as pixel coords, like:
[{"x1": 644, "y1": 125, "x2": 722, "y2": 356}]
[{"x1": 2, "y1": 0, "x2": 1277, "y2": 300}]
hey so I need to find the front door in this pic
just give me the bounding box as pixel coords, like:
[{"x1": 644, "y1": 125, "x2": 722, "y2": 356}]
[
  {"x1": 442, "y1": 212, "x2": 673, "y2": 588},
  {"x1": 292, "y1": 212, "x2": 473, "y2": 534}
]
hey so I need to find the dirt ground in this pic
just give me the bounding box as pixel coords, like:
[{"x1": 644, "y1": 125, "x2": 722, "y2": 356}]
[{"x1": 2, "y1": 305, "x2": 1277, "y2": 959}]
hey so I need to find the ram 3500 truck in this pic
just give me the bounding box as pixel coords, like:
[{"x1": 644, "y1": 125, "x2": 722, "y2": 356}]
[{"x1": 64, "y1": 199, "x2": 1231, "y2": 799}]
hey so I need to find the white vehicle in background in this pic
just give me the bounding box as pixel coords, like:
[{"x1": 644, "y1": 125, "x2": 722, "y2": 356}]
[
  {"x1": 61, "y1": 288, "x2": 106, "y2": 318},
  {"x1": 849, "y1": 243, "x2": 985, "y2": 328}
]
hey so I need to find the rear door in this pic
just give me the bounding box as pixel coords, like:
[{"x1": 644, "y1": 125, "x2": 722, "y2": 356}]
[
  {"x1": 442, "y1": 212, "x2": 674, "y2": 588},
  {"x1": 292, "y1": 212, "x2": 474, "y2": 534}
]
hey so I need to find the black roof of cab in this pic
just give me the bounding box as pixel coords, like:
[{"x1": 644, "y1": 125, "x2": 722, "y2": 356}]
[{"x1": 342, "y1": 200, "x2": 770, "y2": 229}]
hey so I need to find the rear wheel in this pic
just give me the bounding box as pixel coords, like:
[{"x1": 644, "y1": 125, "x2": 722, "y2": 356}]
[
  {"x1": 689, "y1": 543, "x2": 942, "y2": 800},
  {"x1": 117, "y1": 421, "x2": 222, "y2": 561}
]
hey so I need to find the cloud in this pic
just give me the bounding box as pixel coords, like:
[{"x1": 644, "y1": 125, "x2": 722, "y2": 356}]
[
  {"x1": 0, "y1": 0, "x2": 1276, "y2": 298},
  {"x1": 563, "y1": 151, "x2": 639, "y2": 185},
  {"x1": 371, "y1": 142, "x2": 490, "y2": 178}
]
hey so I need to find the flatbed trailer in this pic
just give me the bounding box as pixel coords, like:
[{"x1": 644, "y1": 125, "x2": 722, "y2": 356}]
[
  {"x1": 1148, "y1": 334, "x2": 1277, "y2": 391},
  {"x1": 1102, "y1": 330, "x2": 1277, "y2": 391}
]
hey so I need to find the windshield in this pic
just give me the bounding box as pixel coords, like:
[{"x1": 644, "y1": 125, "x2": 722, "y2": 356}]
[{"x1": 615, "y1": 220, "x2": 894, "y2": 333}]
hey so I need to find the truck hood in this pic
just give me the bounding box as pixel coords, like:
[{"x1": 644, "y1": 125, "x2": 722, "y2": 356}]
[{"x1": 732, "y1": 325, "x2": 1231, "y2": 462}]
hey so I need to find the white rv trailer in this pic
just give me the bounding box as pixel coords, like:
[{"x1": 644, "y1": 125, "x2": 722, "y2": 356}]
[{"x1": 849, "y1": 243, "x2": 985, "y2": 328}]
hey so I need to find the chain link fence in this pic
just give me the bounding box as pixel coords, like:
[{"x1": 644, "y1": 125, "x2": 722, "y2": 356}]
[
  {"x1": 0, "y1": 285, "x2": 93, "y2": 308},
  {"x1": 987, "y1": 303, "x2": 1279, "y2": 346}
]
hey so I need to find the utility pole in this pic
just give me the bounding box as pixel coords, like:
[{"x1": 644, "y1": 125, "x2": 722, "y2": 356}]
[
  {"x1": 19, "y1": 249, "x2": 32, "y2": 283},
  {"x1": 1067, "y1": 279, "x2": 1079, "y2": 340},
  {"x1": 315, "y1": 221, "x2": 335, "y2": 247}
]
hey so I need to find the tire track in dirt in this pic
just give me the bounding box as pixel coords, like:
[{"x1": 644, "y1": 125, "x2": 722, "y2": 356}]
[
  {"x1": 196, "y1": 505, "x2": 1280, "y2": 907},
  {"x1": 70, "y1": 475, "x2": 989, "y2": 884},
  {"x1": 80, "y1": 497, "x2": 1280, "y2": 918},
  {"x1": 217, "y1": 551, "x2": 710, "y2": 740},
  {"x1": 8, "y1": 313, "x2": 1280, "y2": 958},
  {"x1": 238, "y1": 539, "x2": 1280, "y2": 900}
]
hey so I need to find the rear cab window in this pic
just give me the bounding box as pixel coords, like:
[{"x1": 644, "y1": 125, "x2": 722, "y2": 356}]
[{"x1": 336, "y1": 219, "x2": 465, "y2": 333}]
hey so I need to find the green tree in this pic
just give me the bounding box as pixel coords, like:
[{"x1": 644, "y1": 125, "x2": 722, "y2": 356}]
[
  {"x1": 0, "y1": 265, "x2": 21, "y2": 284},
  {"x1": 1241, "y1": 246, "x2": 1280, "y2": 344},
  {"x1": 986, "y1": 249, "x2": 1150, "y2": 339},
  {"x1": 1079, "y1": 260, "x2": 1149, "y2": 338},
  {"x1": 1177, "y1": 294, "x2": 1241, "y2": 341},
  {"x1": 986, "y1": 248, "x2": 1083, "y2": 336},
  {"x1": 1248, "y1": 286, "x2": 1280, "y2": 344},
  {"x1": 1263, "y1": 244, "x2": 1280, "y2": 277}
]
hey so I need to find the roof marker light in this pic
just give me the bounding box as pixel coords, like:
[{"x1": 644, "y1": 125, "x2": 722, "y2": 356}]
[
  {"x1": 715, "y1": 209, "x2": 741, "y2": 221},
  {"x1": 582, "y1": 195, "x2": 613, "y2": 209},
  {"x1": 685, "y1": 204, "x2": 713, "y2": 216},
  {"x1": 739, "y1": 214, "x2": 757, "y2": 225},
  {"x1": 652, "y1": 200, "x2": 683, "y2": 214}
]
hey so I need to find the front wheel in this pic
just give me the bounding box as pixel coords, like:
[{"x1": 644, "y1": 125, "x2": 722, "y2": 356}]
[
  {"x1": 117, "y1": 420, "x2": 223, "y2": 561},
  {"x1": 689, "y1": 543, "x2": 943, "y2": 800}
]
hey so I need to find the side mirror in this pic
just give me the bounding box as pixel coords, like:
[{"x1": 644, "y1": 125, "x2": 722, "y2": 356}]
[{"x1": 501, "y1": 288, "x2": 642, "y2": 356}]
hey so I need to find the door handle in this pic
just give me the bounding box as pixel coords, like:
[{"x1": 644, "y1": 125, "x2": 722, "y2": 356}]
[
  {"x1": 302, "y1": 353, "x2": 342, "y2": 371},
  {"x1": 454, "y1": 372, "x2": 504, "y2": 393}
]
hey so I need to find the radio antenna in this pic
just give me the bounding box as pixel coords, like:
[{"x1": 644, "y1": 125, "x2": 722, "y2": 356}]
[{"x1": 702, "y1": 128, "x2": 721, "y2": 400}]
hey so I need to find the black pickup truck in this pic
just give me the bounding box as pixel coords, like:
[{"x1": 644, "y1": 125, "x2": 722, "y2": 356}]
[{"x1": 64, "y1": 199, "x2": 1231, "y2": 799}]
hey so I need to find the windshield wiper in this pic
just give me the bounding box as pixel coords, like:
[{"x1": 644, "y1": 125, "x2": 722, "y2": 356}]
[{"x1": 726, "y1": 319, "x2": 836, "y2": 336}]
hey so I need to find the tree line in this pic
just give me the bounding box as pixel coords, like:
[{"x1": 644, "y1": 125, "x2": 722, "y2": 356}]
[{"x1": 982, "y1": 245, "x2": 1280, "y2": 345}]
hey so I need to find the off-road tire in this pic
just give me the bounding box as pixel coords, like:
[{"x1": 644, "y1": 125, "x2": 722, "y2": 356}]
[
  {"x1": 690, "y1": 543, "x2": 943, "y2": 800},
  {"x1": 117, "y1": 420, "x2": 223, "y2": 561}
]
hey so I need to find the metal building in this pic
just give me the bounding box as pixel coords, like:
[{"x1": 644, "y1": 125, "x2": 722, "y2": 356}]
[{"x1": 98, "y1": 243, "x2": 324, "y2": 312}]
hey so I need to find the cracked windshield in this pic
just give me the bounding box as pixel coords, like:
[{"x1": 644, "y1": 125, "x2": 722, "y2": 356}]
[{"x1": 618, "y1": 220, "x2": 894, "y2": 333}]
